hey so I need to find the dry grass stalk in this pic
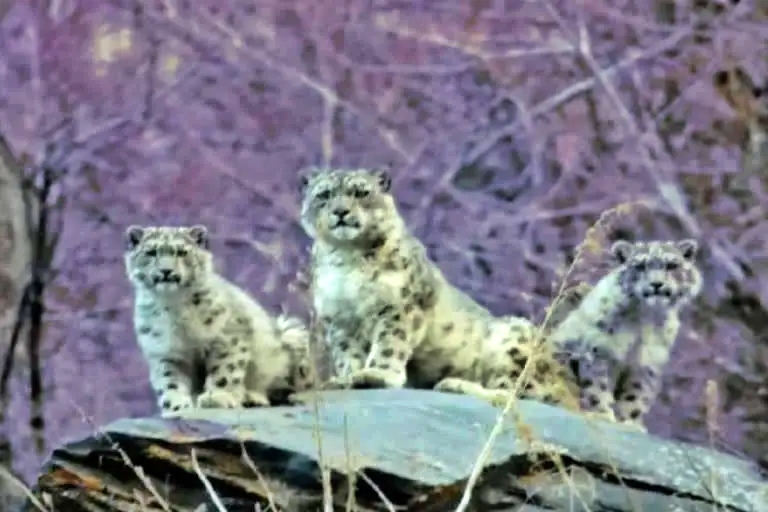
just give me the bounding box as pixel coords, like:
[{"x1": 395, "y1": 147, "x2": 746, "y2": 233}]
[
  {"x1": 454, "y1": 202, "x2": 641, "y2": 512},
  {"x1": 0, "y1": 463, "x2": 48, "y2": 512},
  {"x1": 357, "y1": 471, "x2": 398, "y2": 512},
  {"x1": 239, "y1": 442, "x2": 279, "y2": 511},
  {"x1": 70, "y1": 401, "x2": 172, "y2": 511},
  {"x1": 190, "y1": 448, "x2": 227, "y2": 512}
]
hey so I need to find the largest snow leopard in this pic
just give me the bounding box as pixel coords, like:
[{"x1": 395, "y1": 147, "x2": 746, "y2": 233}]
[{"x1": 299, "y1": 167, "x2": 574, "y2": 405}]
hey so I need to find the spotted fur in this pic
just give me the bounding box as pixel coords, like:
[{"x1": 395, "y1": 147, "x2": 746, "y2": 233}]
[
  {"x1": 549, "y1": 239, "x2": 702, "y2": 430},
  {"x1": 300, "y1": 167, "x2": 574, "y2": 406},
  {"x1": 124, "y1": 225, "x2": 314, "y2": 416}
]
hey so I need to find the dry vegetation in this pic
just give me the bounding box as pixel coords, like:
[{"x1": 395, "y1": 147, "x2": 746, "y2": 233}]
[{"x1": 0, "y1": 0, "x2": 768, "y2": 508}]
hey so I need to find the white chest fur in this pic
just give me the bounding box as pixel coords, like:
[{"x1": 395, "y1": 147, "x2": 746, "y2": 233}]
[
  {"x1": 155, "y1": 297, "x2": 225, "y2": 342},
  {"x1": 313, "y1": 264, "x2": 408, "y2": 317}
]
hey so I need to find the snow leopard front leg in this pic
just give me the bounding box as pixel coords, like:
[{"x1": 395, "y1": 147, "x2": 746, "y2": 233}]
[
  {"x1": 197, "y1": 334, "x2": 250, "y2": 409},
  {"x1": 319, "y1": 317, "x2": 370, "y2": 390},
  {"x1": 334, "y1": 304, "x2": 422, "y2": 389},
  {"x1": 614, "y1": 365, "x2": 660, "y2": 432},
  {"x1": 614, "y1": 337, "x2": 671, "y2": 431},
  {"x1": 326, "y1": 322, "x2": 368, "y2": 377},
  {"x1": 562, "y1": 340, "x2": 619, "y2": 422},
  {"x1": 341, "y1": 255, "x2": 436, "y2": 389},
  {"x1": 136, "y1": 322, "x2": 196, "y2": 417},
  {"x1": 147, "y1": 356, "x2": 196, "y2": 417}
]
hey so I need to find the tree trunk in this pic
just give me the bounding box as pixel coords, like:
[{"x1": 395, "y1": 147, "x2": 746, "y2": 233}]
[{"x1": 0, "y1": 136, "x2": 35, "y2": 469}]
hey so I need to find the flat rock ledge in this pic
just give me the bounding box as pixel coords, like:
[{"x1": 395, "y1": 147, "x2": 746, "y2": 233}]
[{"x1": 25, "y1": 389, "x2": 768, "y2": 511}]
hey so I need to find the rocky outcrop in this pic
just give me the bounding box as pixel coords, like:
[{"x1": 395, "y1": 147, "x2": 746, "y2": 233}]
[{"x1": 27, "y1": 390, "x2": 768, "y2": 511}]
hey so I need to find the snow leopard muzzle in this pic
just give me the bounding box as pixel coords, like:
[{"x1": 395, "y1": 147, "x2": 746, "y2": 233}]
[{"x1": 152, "y1": 269, "x2": 182, "y2": 285}]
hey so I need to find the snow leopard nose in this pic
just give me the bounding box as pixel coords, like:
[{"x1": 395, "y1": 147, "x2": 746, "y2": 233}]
[
  {"x1": 649, "y1": 281, "x2": 664, "y2": 292},
  {"x1": 159, "y1": 269, "x2": 174, "y2": 280},
  {"x1": 333, "y1": 207, "x2": 350, "y2": 219}
]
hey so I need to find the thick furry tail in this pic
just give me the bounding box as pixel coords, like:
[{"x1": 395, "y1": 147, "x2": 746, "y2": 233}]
[
  {"x1": 274, "y1": 314, "x2": 316, "y2": 391},
  {"x1": 496, "y1": 314, "x2": 581, "y2": 410},
  {"x1": 274, "y1": 314, "x2": 311, "y2": 349}
]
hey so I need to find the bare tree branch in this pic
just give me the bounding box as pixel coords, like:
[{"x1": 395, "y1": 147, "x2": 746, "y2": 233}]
[{"x1": 0, "y1": 133, "x2": 35, "y2": 468}]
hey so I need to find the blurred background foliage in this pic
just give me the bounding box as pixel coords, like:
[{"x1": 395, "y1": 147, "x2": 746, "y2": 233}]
[{"x1": 0, "y1": 0, "x2": 766, "y2": 483}]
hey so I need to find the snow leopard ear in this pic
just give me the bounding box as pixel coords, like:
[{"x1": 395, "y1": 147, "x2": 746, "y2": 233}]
[
  {"x1": 298, "y1": 167, "x2": 321, "y2": 195},
  {"x1": 124, "y1": 225, "x2": 145, "y2": 251},
  {"x1": 611, "y1": 240, "x2": 634, "y2": 264},
  {"x1": 298, "y1": 170, "x2": 310, "y2": 193},
  {"x1": 372, "y1": 167, "x2": 392, "y2": 192},
  {"x1": 676, "y1": 239, "x2": 698, "y2": 260},
  {"x1": 187, "y1": 225, "x2": 209, "y2": 249}
]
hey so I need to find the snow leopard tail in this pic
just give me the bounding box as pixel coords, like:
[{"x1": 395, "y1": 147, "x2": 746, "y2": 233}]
[
  {"x1": 498, "y1": 314, "x2": 580, "y2": 410},
  {"x1": 275, "y1": 314, "x2": 316, "y2": 391}
]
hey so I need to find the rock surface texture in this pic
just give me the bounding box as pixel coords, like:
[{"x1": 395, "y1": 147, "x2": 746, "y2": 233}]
[{"x1": 27, "y1": 390, "x2": 768, "y2": 511}]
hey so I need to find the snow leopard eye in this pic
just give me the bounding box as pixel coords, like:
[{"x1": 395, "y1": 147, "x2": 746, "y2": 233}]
[
  {"x1": 316, "y1": 190, "x2": 331, "y2": 201},
  {"x1": 633, "y1": 261, "x2": 646, "y2": 272},
  {"x1": 145, "y1": 249, "x2": 157, "y2": 257},
  {"x1": 353, "y1": 188, "x2": 370, "y2": 199},
  {"x1": 665, "y1": 261, "x2": 679, "y2": 271},
  {"x1": 177, "y1": 248, "x2": 188, "y2": 257}
]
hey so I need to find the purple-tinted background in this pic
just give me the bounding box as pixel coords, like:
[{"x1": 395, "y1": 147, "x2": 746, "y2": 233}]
[{"x1": 0, "y1": 0, "x2": 767, "y2": 482}]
